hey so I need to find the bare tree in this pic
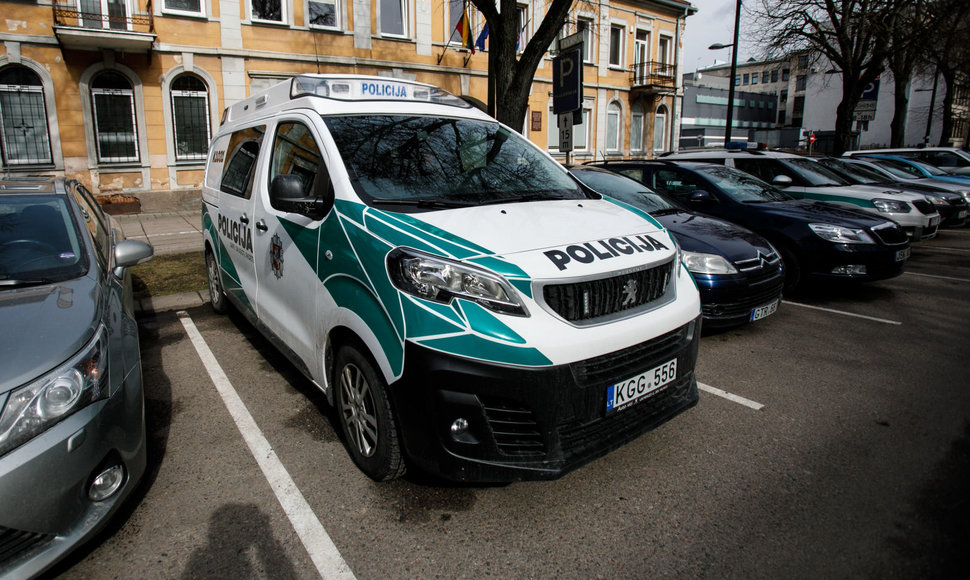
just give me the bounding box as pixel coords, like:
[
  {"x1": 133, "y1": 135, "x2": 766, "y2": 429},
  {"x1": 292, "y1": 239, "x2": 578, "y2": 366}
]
[
  {"x1": 885, "y1": 0, "x2": 933, "y2": 147},
  {"x1": 751, "y1": 0, "x2": 897, "y2": 154},
  {"x1": 469, "y1": 0, "x2": 574, "y2": 129},
  {"x1": 923, "y1": 0, "x2": 970, "y2": 146}
]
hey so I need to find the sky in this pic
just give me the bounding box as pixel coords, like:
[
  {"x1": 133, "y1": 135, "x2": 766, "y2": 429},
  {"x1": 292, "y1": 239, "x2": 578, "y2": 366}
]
[{"x1": 682, "y1": 0, "x2": 756, "y2": 74}]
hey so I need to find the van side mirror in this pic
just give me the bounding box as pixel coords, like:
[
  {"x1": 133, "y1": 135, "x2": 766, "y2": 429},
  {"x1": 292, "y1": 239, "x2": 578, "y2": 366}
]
[
  {"x1": 688, "y1": 190, "x2": 716, "y2": 204},
  {"x1": 271, "y1": 174, "x2": 333, "y2": 219},
  {"x1": 771, "y1": 174, "x2": 793, "y2": 186}
]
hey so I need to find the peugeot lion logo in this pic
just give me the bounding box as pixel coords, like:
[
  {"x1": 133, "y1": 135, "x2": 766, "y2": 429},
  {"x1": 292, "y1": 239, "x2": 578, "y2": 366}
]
[{"x1": 621, "y1": 279, "x2": 638, "y2": 306}]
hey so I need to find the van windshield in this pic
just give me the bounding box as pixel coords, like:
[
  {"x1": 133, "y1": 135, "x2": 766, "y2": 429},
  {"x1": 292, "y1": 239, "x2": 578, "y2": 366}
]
[{"x1": 324, "y1": 115, "x2": 587, "y2": 209}]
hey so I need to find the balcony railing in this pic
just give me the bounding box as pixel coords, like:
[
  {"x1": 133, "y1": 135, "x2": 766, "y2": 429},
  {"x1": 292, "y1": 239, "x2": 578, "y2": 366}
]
[
  {"x1": 52, "y1": 1, "x2": 155, "y2": 53},
  {"x1": 631, "y1": 61, "x2": 676, "y2": 91}
]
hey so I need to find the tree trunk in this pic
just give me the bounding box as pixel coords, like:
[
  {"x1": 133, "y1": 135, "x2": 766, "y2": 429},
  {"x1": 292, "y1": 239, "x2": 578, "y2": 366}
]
[
  {"x1": 937, "y1": 68, "x2": 956, "y2": 146},
  {"x1": 890, "y1": 73, "x2": 910, "y2": 147}
]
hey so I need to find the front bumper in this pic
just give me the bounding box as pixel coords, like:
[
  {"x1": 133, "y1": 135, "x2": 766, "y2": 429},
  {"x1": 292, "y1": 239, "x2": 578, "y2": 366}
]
[
  {"x1": 694, "y1": 272, "x2": 784, "y2": 330},
  {"x1": 0, "y1": 373, "x2": 146, "y2": 579},
  {"x1": 389, "y1": 316, "x2": 701, "y2": 482},
  {"x1": 804, "y1": 241, "x2": 908, "y2": 282}
]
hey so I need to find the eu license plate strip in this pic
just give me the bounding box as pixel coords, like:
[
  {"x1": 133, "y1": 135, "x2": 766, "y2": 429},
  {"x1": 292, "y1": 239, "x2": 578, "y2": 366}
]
[
  {"x1": 606, "y1": 358, "x2": 677, "y2": 413},
  {"x1": 895, "y1": 247, "x2": 911, "y2": 262},
  {"x1": 750, "y1": 299, "x2": 779, "y2": 322}
]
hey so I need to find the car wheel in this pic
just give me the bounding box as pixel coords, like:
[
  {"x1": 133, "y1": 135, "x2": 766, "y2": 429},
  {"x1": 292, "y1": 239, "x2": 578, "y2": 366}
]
[
  {"x1": 334, "y1": 345, "x2": 405, "y2": 481},
  {"x1": 205, "y1": 249, "x2": 229, "y2": 314},
  {"x1": 779, "y1": 244, "x2": 802, "y2": 291}
]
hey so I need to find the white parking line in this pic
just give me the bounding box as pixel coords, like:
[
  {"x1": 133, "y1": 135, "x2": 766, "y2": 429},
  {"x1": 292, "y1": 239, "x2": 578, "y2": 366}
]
[
  {"x1": 917, "y1": 246, "x2": 970, "y2": 253},
  {"x1": 698, "y1": 382, "x2": 764, "y2": 410},
  {"x1": 178, "y1": 312, "x2": 355, "y2": 580},
  {"x1": 782, "y1": 300, "x2": 902, "y2": 325},
  {"x1": 904, "y1": 271, "x2": 970, "y2": 283}
]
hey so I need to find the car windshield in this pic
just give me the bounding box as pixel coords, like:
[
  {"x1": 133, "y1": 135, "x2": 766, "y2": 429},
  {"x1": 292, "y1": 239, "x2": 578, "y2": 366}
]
[
  {"x1": 694, "y1": 165, "x2": 793, "y2": 203},
  {"x1": 0, "y1": 194, "x2": 87, "y2": 285},
  {"x1": 783, "y1": 158, "x2": 851, "y2": 186},
  {"x1": 323, "y1": 115, "x2": 587, "y2": 209},
  {"x1": 818, "y1": 158, "x2": 889, "y2": 185},
  {"x1": 569, "y1": 168, "x2": 677, "y2": 213}
]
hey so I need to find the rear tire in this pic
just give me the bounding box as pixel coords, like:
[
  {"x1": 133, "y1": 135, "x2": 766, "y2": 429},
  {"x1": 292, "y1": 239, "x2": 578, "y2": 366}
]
[
  {"x1": 206, "y1": 249, "x2": 229, "y2": 314},
  {"x1": 334, "y1": 346, "x2": 405, "y2": 481}
]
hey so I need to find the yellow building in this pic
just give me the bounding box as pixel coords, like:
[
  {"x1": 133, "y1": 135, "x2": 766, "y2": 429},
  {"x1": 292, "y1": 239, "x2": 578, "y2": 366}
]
[{"x1": 0, "y1": 0, "x2": 694, "y2": 207}]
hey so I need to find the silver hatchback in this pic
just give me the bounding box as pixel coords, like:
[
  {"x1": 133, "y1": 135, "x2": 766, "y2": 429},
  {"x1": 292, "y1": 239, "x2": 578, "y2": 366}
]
[{"x1": 0, "y1": 178, "x2": 152, "y2": 578}]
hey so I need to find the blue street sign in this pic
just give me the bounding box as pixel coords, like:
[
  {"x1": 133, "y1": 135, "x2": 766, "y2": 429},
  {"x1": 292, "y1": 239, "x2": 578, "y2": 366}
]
[{"x1": 553, "y1": 47, "x2": 583, "y2": 115}]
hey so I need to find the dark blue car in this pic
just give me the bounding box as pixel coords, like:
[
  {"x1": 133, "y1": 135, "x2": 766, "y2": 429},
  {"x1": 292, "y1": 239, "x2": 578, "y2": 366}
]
[
  {"x1": 587, "y1": 161, "x2": 911, "y2": 291},
  {"x1": 569, "y1": 166, "x2": 784, "y2": 329}
]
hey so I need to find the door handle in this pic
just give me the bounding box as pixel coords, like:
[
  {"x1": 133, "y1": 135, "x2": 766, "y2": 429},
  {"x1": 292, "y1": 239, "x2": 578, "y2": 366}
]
[
  {"x1": 240, "y1": 213, "x2": 250, "y2": 224},
  {"x1": 256, "y1": 219, "x2": 268, "y2": 232}
]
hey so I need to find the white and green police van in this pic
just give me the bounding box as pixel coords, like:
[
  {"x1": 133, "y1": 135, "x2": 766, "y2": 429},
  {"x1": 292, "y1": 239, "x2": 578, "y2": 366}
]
[{"x1": 202, "y1": 74, "x2": 702, "y2": 482}]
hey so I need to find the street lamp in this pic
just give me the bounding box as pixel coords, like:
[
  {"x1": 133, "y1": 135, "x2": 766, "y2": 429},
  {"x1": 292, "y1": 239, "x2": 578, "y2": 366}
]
[{"x1": 709, "y1": 0, "x2": 742, "y2": 145}]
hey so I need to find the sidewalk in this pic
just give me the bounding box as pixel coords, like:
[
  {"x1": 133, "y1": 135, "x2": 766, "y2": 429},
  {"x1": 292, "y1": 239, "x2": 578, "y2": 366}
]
[{"x1": 115, "y1": 209, "x2": 209, "y2": 313}]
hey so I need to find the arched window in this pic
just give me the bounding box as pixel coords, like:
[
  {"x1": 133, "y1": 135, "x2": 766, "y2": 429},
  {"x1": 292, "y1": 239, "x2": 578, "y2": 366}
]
[
  {"x1": 653, "y1": 104, "x2": 668, "y2": 153},
  {"x1": 91, "y1": 71, "x2": 139, "y2": 163},
  {"x1": 171, "y1": 73, "x2": 211, "y2": 162},
  {"x1": 606, "y1": 102, "x2": 621, "y2": 152},
  {"x1": 630, "y1": 103, "x2": 644, "y2": 152},
  {"x1": 0, "y1": 66, "x2": 53, "y2": 166}
]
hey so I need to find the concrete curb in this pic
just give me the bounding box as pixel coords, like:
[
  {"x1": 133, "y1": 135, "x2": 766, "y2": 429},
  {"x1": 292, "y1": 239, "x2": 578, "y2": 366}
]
[{"x1": 137, "y1": 291, "x2": 210, "y2": 314}]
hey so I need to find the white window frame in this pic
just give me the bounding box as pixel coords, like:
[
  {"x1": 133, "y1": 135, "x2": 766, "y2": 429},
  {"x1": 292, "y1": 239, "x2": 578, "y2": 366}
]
[
  {"x1": 307, "y1": 0, "x2": 340, "y2": 30},
  {"x1": 0, "y1": 72, "x2": 54, "y2": 166},
  {"x1": 547, "y1": 107, "x2": 591, "y2": 153},
  {"x1": 630, "y1": 103, "x2": 644, "y2": 152},
  {"x1": 517, "y1": 2, "x2": 530, "y2": 53},
  {"x1": 163, "y1": 0, "x2": 206, "y2": 17},
  {"x1": 606, "y1": 101, "x2": 621, "y2": 152},
  {"x1": 447, "y1": 0, "x2": 466, "y2": 46},
  {"x1": 170, "y1": 75, "x2": 212, "y2": 162},
  {"x1": 78, "y1": 0, "x2": 132, "y2": 30},
  {"x1": 380, "y1": 0, "x2": 410, "y2": 38},
  {"x1": 250, "y1": 0, "x2": 287, "y2": 25},
  {"x1": 608, "y1": 23, "x2": 625, "y2": 68},
  {"x1": 578, "y1": 16, "x2": 595, "y2": 63},
  {"x1": 653, "y1": 104, "x2": 668, "y2": 153},
  {"x1": 91, "y1": 86, "x2": 139, "y2": 163}
]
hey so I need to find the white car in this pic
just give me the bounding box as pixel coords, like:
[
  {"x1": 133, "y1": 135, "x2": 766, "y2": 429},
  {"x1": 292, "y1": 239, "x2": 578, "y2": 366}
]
[
  {"x1": 663, "y1": 149, "x2": 941, "y2": 240},
  {"x1": 844, "y1": 147, "x2": 970, "y2": 176}
]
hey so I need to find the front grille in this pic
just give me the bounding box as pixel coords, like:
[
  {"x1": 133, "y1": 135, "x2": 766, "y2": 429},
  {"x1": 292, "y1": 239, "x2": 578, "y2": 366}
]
[
  {"x1": 558, "y1": 373, "x2": 694, "y2": 458},
  {"x1": 542, "y1": 260, "x2": 673, "y2": 323},
  {"x1": 912, "y1": 199, "x2": 935, "y2": 215},
  {"x1": 702, "y1": 280, "x2": 784, "y2": 319},
  {"x1": 870, "y1": 222, "x2": 908, "y2": 246},
  {"x1": 480, "y1": 398, "x2": 545, "y2": 457},
  {"x1": 735, "y1": 250, "x2": 783, "y2": 284},
  {"x1": 570, "y1": 322, "x2": 692, "y2": 388},
  {"x1": 0, "y1": 526, "x2": 54, "y2": 567}
]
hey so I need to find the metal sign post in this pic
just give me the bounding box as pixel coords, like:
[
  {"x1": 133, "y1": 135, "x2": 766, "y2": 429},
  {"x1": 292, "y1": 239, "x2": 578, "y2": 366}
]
[{"x1": 553, "y1": 31, "x2": 584, "y2": 163}]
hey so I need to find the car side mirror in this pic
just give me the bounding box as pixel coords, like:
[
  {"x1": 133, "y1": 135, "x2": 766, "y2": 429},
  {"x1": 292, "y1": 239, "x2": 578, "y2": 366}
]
[
  {"x1": 688, "y1": 190, "x2": 716, "y2": 204},
  {"x1": 771, "y1": 174, "x2": 793, "y2": 186},
  {"x1": 271, "y1": 174, "x2": 333, "y2": 220},
  {"x1": 113, "y1": 239, "x2": 154, "y2": 278}
]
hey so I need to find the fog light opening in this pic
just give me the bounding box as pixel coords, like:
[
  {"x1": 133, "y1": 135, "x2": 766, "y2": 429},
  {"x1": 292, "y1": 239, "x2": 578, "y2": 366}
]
[
  {"x1": 831, "y1": 264, "x2": 867, "y2": 276},
  {"x1": 89, "y1": 464, "x2": 125, "y2": 501},
  {"x1": 450, "y1": 418, "x2": 469, "y2": 436}
]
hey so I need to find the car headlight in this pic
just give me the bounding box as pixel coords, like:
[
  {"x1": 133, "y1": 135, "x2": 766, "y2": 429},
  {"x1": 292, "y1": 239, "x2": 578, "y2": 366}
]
[
  {"x1": 0, "y1": 325, "x2": 108, "y2": 457},
  {"x1": 956, "y1": 191, "x2": 970, "y2": 204},
  {"x1": 681, "y1": 251, "x2": 738, "y2": 275},
  {"x1": 809, "y1": 223, "x2": 875, "y2": 244},
  {"x1": 872, "y1": 198, "x2": 911, "y2": 213},
  {"x1": 387, "y1": 248, "x2": 527, "y2": 316},
  {"x1": 926, "y1": 195, "x2": 948, "y2": 206}
]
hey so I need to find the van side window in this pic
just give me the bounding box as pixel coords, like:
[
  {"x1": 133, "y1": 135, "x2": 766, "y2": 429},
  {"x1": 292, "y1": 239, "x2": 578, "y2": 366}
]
[
  {"x1": 269, "y1": 121, "x2": 330, "y2": 211},
  {"x1": 220, "y1": 126, "x2": 265, "y2": 199}
]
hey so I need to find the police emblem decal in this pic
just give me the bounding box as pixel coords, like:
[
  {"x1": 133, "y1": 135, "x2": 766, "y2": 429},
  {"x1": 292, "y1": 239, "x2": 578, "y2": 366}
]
[
  {"x1": 270, "y1": 233, "x2": 284, "y2": 279},
  {"x1": 621, "y1": 279, "x2": 638, "y2": 306}
]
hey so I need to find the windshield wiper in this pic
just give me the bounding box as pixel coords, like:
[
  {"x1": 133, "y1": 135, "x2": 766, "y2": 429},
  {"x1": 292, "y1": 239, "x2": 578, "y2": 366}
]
[
  {"x1": 0, "y1": 277, "x2": 55, "y2": 287},
  {"x1": 370, "y1": 197, "x2": 476, "y2": 209}
]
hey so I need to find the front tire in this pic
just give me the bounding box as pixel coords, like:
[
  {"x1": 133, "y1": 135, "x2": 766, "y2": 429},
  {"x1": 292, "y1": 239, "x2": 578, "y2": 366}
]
[
  {"x1": 334, "y1": 346, "x2": 405, "y2": 481},
  {"x1": 205, "y1": 249, "x2": 229, "y2": 314}
]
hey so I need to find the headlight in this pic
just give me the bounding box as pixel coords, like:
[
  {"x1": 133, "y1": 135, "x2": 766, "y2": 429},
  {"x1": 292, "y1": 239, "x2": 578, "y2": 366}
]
[
  {"x1": 926, "y1": 195, "x2": 948, "y2": 206},
  {"x1": 872, "y1": 199, "x2": 911, "y2": 213},
  {"x1": 956, "y1": 191, "x2": 970, "y2": 203},
  {"x1": 0, "y1": 326, "x2": 108, "y2": 457},
  {"x1": 809, "y1": 223, "x2": 875, "y2": 244},
  {"x1": 387, "y1": 248, "x2": 527, "y2": 316},
  {"x1": 681, "y1": 251, "x2": 738, "y2": 275}
]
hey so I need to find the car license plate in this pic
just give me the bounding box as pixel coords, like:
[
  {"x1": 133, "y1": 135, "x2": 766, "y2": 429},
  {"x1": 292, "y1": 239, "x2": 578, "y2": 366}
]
[
  {"x1": 606, "y1": 358, "x2": 677, "y2": 413},
  {"x1": 959, "y1": 210, "x2": 968, "y2": 219},
  {"x1": 749, "y1": 299, "x2": 779, "y2": 322},
  {"x1": 895, "y1": 247, "x2": 911, "y2": 262},
  {"x1": 929, "y1": 216, "x2": 941, "y2": 226}
]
